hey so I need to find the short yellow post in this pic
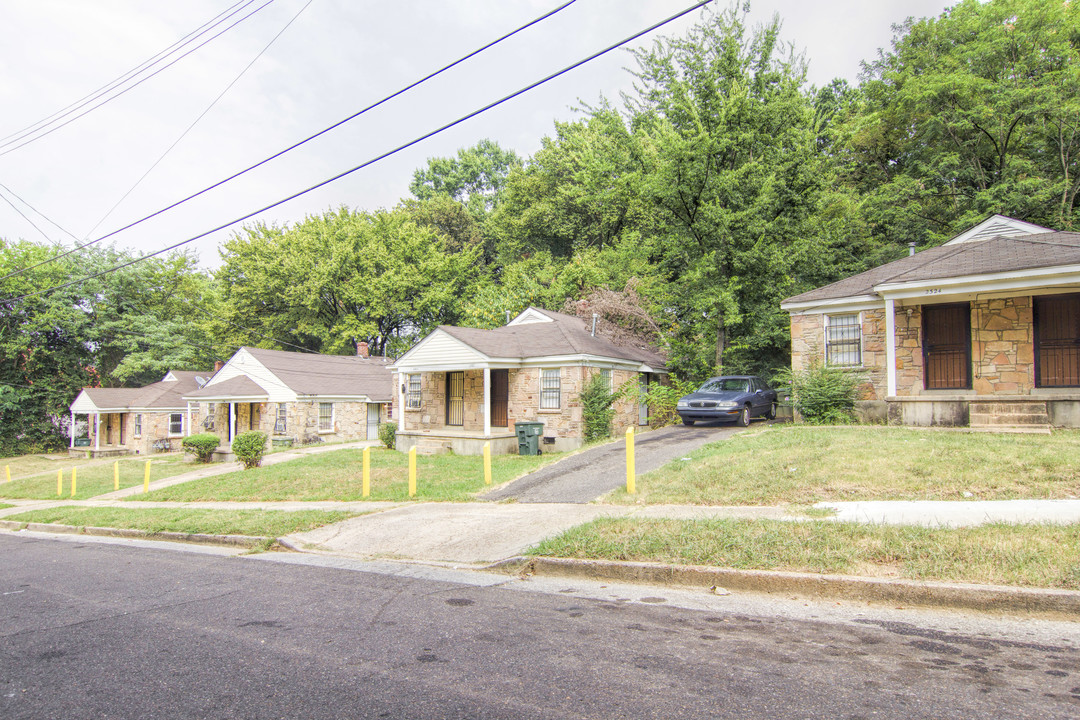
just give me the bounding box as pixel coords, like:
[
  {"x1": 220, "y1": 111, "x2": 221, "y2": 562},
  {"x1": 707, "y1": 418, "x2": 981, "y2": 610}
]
[
  {"x1": 625, "y1": 426, "x2": 636, "y2": 495},
  {"x1": 113, "y1": 460, "x2": 119, "y2": 491},
  {"x1": 71, "y1": 466, "x2": 77, "y2": 497},
  {"x1": 57, "y1": 469, "x2": 62, "y2": 496},
  {"x1": 4, "y1": 464, "x2": 10, "y2": 483},
  {"x1": 362, "y1": 446, "x2": 371, "y2": 498},
  {"x1": 143, "y1": 459, "x2": 151, "y2": 493},
  {"x1": 408, "y1": 447, "x2": 417, "y2": 497},
  {"x1": 483, "y1": 442, "x2": 491, "y2": 485}
]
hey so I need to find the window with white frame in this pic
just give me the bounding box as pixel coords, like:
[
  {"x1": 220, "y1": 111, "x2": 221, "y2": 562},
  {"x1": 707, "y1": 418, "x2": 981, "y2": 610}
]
[
  {"x1": 825, "y1": 313, "x2": 862, "y2": 367},
  {"x1": 275, "y1": 403, "x2": 287, "y2": 433},
  {"x1": 540, "y1": 368, "x2": 561, "y2": 409},
  {"x1": 169, "y1": 413, "x2": 183, "y2": 435},
  {"x1": 204, "y1": 403, "x2": 216, "y2": 430},
  {"x1": 133, "y1": 414, "x2": 142, "y2": 437},
  {"x1": 406, "y1": 374, "x2": 421, "y2": 409},
  {"x1": 319, "y1": 402, "x2": 334, "y2": 432}
]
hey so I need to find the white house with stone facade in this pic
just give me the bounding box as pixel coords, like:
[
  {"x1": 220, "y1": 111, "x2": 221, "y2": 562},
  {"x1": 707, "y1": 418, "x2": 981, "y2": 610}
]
[
  {"x1": 781, "y1": 215, "x2": 1080, "y2": 430},
  {"x1": 390, "y1": 307, "x2": 668, "y2": 455},
  {"x1": 183, "y1": 345, "x2": 392, "y2": 446}
]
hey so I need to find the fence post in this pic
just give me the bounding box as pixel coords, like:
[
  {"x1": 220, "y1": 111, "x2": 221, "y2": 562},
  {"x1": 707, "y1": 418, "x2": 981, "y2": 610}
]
[
  {"x1": 71, "y1": 467, "x2": 77, "y2": 497},
  {"x1": 4, "y1": 465, "x2": 9, "y2": 483},
  {"x1": 113, "y1": 461, "x2": 119, "y2": 491},
  {"x1": 57, "y1": 469, "x2": 62, "y2": 497},
  {"x1": 362, "y1": 446, "x2": 371, "y2": 498},
  {"x1": 408, "y1": 447, "x2": 417, "y2": 497},
  {"x1": 483, "y1": 442, "x2": 491, "y2": 485},
  {"x1": 143, "y1": 460, "x2": 151, "y2": 493},
  {"x1": 625, "y1": 426, "x2": 636, "y2": 495}
]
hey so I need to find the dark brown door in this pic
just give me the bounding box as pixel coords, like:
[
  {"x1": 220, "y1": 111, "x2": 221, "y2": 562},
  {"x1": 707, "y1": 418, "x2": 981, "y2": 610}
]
[
  {"x1": 923, "y1": 303, "x2": 971, "y2": 389},
  {"x1": 490, "y1": 369, "x2": 508, "y2": 427},
  {"x1": 446, "y1": 371, "x2": 464, "y2": 426},
  {"x1": 1035, "y1": 294, "x2": 1080, "y2": 387}
]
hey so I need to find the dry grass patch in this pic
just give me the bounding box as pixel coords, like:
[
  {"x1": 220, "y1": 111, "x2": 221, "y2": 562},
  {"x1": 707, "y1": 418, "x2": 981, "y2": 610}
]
[
  {"x1": 530, "y1": 517, "x2": 1080, "y2": 589},
  {"x1": 609, "y1": 426, "x2": 1080, "y2": 505}
]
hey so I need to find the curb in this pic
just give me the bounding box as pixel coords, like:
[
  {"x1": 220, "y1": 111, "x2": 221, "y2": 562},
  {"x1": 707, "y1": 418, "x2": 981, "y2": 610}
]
[
  {"x1": 489, "y1": 556, "x2": 1080, "y2": 618},
  {"x1": 0, "y1": 519, "x2": 271, "y2": 549}
]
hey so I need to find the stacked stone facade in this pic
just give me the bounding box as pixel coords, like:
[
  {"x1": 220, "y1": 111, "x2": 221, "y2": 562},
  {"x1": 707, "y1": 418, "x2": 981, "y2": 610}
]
[
  {"x1": 893, "y1": 306, "x2": 923, "y2": 396},
  {"x1": 202, "y1": 400, "x2": 375, "y2": 443},
  {"x1": 789, "y1": 309, "x2": 886, "y2": 401},
  {"x1": 971, "y1": 297, "x2": 1034, "y2": 395}
]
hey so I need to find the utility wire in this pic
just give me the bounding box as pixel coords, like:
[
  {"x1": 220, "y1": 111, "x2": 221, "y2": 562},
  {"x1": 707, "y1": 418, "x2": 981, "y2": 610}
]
[
  {"x1": 2, "y1": 0, "x2": 711, "y2": 305},
  {"x1": 0, "y1": 0, "x2": 253, "y2": 145},
  {"x1": 0, "y1": 0, "x2": 276, "y2": 157},
  {"x1": 0, "y1": 0, "x2": 578, "y2": 283},
  {"x1": 0, "y1": 181, "x2": 80, "y2": 243},
  {"x1": 83, "y1": 0, "x2": 318, "y2": 241}
]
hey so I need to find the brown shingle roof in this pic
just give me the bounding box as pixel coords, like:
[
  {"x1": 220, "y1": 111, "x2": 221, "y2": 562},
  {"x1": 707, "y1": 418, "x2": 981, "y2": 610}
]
[
  {"x1": 184, "y1": 375, "x2": 269, "y2": 400},
  {"x1": 80, "y1": 371, "x2": 206, "y2": 410},
  {"x1": 782, "y1": 232, "x2": 1080, "y2": 305},
  {"x1": 243, "y1": 347, "x2": 393, "y2": 401},
  {"x1": 439, "y1": 308, "x2": 668, "y2": 370}
]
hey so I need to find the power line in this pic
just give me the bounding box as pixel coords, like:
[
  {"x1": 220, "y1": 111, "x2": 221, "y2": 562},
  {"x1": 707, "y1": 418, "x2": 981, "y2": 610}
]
[
  {"x1": 83, "y1": 0, "x2": 318, "y2": 241},
  {"x1": 0, "y1": 0, "x2": 578, "y2": 283},
  {"x1": 0, "y1": 0, "x2": 276, "y2": 157},
  {"x1": 0, "y1": 0, "x2": 252, "y2": 145},
  {"x1": 2, "y1": 0, "x2": 711, "y2": 305},
  {"x1": 0, "y1": 181, "x2": 80, "y2": 243}
]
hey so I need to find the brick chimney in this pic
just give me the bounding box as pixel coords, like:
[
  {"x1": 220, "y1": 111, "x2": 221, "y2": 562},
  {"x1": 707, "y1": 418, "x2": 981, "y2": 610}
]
[
  {"x1": 356, "y1": 341, "x2": 369, "y2": 358},
  {"x1": 214, "y1": 360, "x2": 224, "y2": 373}
]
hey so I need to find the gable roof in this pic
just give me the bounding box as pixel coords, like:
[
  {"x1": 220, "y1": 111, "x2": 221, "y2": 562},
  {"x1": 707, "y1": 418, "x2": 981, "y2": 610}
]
[
  {"x1": 782, "y1": 231, "x2": 1080, "y2": 308},
  {"x1": 183, "y1": 375, "x2": 269, "y2": 401},
  {"x1": 402, "y1": 307, "x2": 667, "y2": 370},
  {"x1": 943, "y1": 214, "x2": 1055, "y2": 245},
  {"x1": 73, "y1": 370, "x2": 206, "y2": 412}
]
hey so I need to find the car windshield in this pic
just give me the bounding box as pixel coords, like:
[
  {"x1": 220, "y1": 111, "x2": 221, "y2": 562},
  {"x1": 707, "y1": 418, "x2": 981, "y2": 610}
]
[{"x1": 698, "y1": 378, "x2": 748, "y2": 393}]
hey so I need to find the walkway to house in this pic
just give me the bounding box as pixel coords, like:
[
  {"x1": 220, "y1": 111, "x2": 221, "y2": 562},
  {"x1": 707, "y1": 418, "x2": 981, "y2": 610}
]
[{"x1": 481, "y1": 421, "x2": 769, "y2": 503}]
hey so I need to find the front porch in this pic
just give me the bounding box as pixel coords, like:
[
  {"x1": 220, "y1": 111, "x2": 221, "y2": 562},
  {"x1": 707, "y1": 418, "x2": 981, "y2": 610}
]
[{"x1": 394, "y1": 428, "x2": 519, "y2": 456}]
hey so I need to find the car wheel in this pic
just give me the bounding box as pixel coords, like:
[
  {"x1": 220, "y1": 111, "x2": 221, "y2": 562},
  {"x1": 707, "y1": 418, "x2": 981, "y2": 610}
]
[
  {"x1": 682, "y1": 418, "x2": 695, "y2": 426},
  {"x1": 765, "y1": 402, "x2": 776, "y2": 420},
  {"x1": 736, "y1": 405, "x2": 750, "y2": 427}
]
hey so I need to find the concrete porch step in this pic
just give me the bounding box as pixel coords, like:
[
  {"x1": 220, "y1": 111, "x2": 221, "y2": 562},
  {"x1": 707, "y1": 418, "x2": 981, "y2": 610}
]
[
  {"x1": 967, "y1": 425, "x2": 1053, "y2": 435},
  {"x1": 970, "y1": 412, "x2": 1051, "y2": 426}
]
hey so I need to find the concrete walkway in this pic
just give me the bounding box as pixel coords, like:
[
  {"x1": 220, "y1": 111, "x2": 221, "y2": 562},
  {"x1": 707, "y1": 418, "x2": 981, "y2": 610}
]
[{"x1": 819, "y1": 499, "x2": 1080, "y2": 528}]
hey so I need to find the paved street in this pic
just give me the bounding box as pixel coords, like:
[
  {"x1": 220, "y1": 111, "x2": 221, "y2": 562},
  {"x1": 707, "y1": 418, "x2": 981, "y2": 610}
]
[{"x1": 3, "y1": 533, "x2": 1078, "y2": 719}]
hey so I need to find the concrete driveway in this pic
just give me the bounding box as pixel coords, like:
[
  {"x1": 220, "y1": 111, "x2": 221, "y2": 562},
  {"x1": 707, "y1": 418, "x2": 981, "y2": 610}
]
[{"x1": 481, "y1": 420, "x2": 773, "y2": 503}]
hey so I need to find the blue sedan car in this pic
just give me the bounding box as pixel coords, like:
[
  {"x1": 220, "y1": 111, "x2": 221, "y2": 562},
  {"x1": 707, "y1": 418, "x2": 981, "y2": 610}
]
[{"x1": 676, "y1": 375, "x2": 778, "y2": 427}]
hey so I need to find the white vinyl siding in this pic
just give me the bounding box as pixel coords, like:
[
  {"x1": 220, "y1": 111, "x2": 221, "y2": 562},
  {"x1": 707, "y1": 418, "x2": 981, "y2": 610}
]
[
  {"x1": 319, "y1": 403, "x2": 334, "y2": 432},
  {"x1": 825, "y1": 313, "x2": 862, "y2": 367},
  {"x1": 540, "y1": 369, "x2": 561, "y2": 410}
]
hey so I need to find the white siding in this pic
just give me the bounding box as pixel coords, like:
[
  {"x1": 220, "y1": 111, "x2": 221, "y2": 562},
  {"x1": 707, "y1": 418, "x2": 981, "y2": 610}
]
[
  {"x1": 396, "y1": 330, "x2": 487, "y2": 369},
  {"x1": 70, "y1": 390, "x2": 100, "y2": 413},
  {"x1": 204, "y1": 348, "x2": 296, "y2": 402},
  {"x1": 508, "y1": 308, "x2": 554, "y2": 325}
]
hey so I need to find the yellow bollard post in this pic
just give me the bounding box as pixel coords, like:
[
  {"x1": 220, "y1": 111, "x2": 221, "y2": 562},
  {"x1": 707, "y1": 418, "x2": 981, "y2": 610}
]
[
  {"x1": 625, "y1": 426, "x2": 636, "y2": 495},
  {"x1": 483, "y1": 442, "x2": 491, "y2": 485},
  {"x1": 4, "y1": 464, "x2": 9, "y2": 483},
  {"x1": 362, "y1": 446, "x2": 371, "y2": 498},
  {"x1": 57, "y1": 469, "x2": 62, "y2": 497},
  {"x1": 408, "y1": 447, "x2": 417, "y2": 497},
  {"x1": 71, "y1": 466, "x2": 77, "y2": 497},
  {"x1": 143, "y1": 459, "x2": 151, "y2": 493},
  {"x1": 114, "y1": 460, "x2": 119, "y2": 491}
]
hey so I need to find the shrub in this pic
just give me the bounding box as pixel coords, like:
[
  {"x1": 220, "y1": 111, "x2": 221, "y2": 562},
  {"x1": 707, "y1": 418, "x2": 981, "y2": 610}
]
[
  {"x1": 779, "y1": 361, "x2": 863, "y2": 424},
  {"x1": 582, "y1": 372, "x2": 619, "y2": 442},
  {"x1": 181, "y1": 433, "x2": 220, "y2": 463},
  {"x1": 232, "y1": 431, "x2": 268, "y2": 469},
  {"x1": 631, "y1": 377, "x2": 699, "y2": 427},
  {"x1": 378, "y1": 422, "x2": 396, "y2": 450}
]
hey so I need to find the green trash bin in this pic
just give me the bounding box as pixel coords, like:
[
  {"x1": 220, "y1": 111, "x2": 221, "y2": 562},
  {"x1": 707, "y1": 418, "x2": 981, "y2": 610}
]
[{"x1": 514, "y1": 421, "x2": 545, "y2": 456}]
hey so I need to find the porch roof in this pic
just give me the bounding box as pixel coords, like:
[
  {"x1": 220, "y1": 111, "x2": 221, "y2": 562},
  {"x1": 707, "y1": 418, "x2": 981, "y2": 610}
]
[
  {"x1": 70, "y1": 371, "x2": 206, "y2": 413},
  {"x1": 183, "y1": 375, "x2": 269, "y2": 402}
]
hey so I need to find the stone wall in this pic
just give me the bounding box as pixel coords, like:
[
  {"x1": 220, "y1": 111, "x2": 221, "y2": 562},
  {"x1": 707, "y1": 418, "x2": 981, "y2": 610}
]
[
  {"x1": 894, "y1": 306, "x2": 923, "y2": 396},
  {"x1": 972, "y1": 297, "x2": 1034, "y2": 395},
  {"x1": 789, "y1": 310, "x2": 887, "y2": 400}
]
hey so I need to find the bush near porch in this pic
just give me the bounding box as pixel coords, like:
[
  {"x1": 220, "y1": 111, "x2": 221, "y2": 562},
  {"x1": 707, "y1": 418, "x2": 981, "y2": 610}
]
[
  {"x1": 607, "y1": 425, "x2": 1080, "y2": 505},
  {"x1": 128, "y1": 447, "x2": 556, "y2": 502}
]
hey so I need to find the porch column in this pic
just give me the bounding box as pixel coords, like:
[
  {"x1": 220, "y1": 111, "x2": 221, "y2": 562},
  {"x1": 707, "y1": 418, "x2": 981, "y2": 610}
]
[
  {"x1": 398, "y1": 374, "x2": 405, "y2": 433},
  {"x1": 483, "y1": 367, "x2": 491, "y2": 437},
  {"x1": 70, "y1": 411, "x2": 75, "y2": 448},
  {"x1": 186, "y1": 401, "x2": 192, "y2": 437},
  {"x1": 94, "y1": 414, "x2": 101, "y2": 451},
  {"x1": 229, "y1": 403, "x2": 236, "y2": 442},
  {"x1": 885, "y1": 298, "x2": 897, "y2": 397}
]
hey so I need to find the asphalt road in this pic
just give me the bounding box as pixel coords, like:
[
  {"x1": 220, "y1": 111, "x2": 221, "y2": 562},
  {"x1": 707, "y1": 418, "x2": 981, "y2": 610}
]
[
  {"x1": 3, "y1": 533, "x2": 1079, "y2": 719},
  {"x1": 483, "y1": 420, "x2": 757, "y2": 503}
]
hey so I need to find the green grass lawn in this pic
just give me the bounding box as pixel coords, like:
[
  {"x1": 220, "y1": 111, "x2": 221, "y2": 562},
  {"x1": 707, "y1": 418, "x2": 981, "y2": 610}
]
[
  {"x1": 128, "y1": 447, "x2": 556, "y2": 502},
  {"x1": 0, "y1": 456, "x2": 197, "y2": 500},
  {"x1": 0, "y1": 452, "x2": 174, "y2": 480},
  {"x1": 4, "y1": 506, "x2": 355, "y2": 538},
  {"x1": 609, "y1": 425, "x2": 1080, "y2": 505},
  {"x1": 0, "y1": 503, "x2": 11, "y2": 510},
  {"x1": 530, "y1": 517, "x2": 1080, "y2": 589}
]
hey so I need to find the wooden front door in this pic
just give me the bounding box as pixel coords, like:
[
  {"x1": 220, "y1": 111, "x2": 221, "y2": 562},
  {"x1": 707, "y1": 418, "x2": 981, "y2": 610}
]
[
  {"x1": 1035, "y1": 294, "x2": 1080, "y2": 387},
  {"x1": 490, "y1": 370, "x2": 509, "y2": 427},
  {"x1": 446, "y1": 371, "x2": 464, "y2": 426},
  {"x1": 923, "y1": 304, "x2": 971, "y2": 390}
]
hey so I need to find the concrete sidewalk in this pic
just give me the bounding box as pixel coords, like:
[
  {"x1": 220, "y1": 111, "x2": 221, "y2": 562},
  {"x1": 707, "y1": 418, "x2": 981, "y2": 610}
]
[{"x1": 819, "y1": 499, "x2": 1080, "y2": 527}]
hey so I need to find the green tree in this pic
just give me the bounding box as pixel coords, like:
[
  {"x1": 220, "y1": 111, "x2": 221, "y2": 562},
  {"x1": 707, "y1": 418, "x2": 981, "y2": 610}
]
[{"x1": 409, "y1": 139, "x2": 522, "y2": 219}]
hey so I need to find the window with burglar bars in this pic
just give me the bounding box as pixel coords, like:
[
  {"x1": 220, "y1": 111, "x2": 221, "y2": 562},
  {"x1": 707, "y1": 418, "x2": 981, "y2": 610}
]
[
  {"x1": 540, "y1": 368, "x2": 561, "y2": 409},
  {"x1": 1036, "y1": 294, "x2": 1080, "y2": 387},
  {"x1": 204, "y1": 403, "x2": 216, "y2": 430},
  {"x1": 446, "y1": 372, "x2": 464, "y2": 426},
  {"x1": 319, "y1": 402, "x2": 333, "y2": 432},
  {"x1": 825, "y1": 313, "x2": 861, "y2": 366},
  {"x1": 275, "y1": 403, "x2": 287, "y2": 433},
  {"x1": 406, "y1": 374, "x2": 422, "y2": 409},
  {"x1": 169, "y1": 413, "x2": 183, "y2": 435}
]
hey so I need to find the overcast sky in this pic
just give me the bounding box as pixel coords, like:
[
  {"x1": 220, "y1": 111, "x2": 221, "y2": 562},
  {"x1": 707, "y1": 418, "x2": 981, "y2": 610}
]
[{"x1": 0, "y1": 0, "x2": 953, "y2": 270}]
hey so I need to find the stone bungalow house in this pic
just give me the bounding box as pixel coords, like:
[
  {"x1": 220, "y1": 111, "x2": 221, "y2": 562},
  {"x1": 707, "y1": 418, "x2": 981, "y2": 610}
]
[
  {"x1": 68, "y1": 370, "x2": 209, "y2": 457},
  {"x1": 390, "y1": 307, "x2": 668, "y2": 455},
  {"x1": 781, "y1": 215, "x2": 1080, "y2": 430},
  {"x1": 183, "y1": 345, "x2": 393, "y2": 445}
]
